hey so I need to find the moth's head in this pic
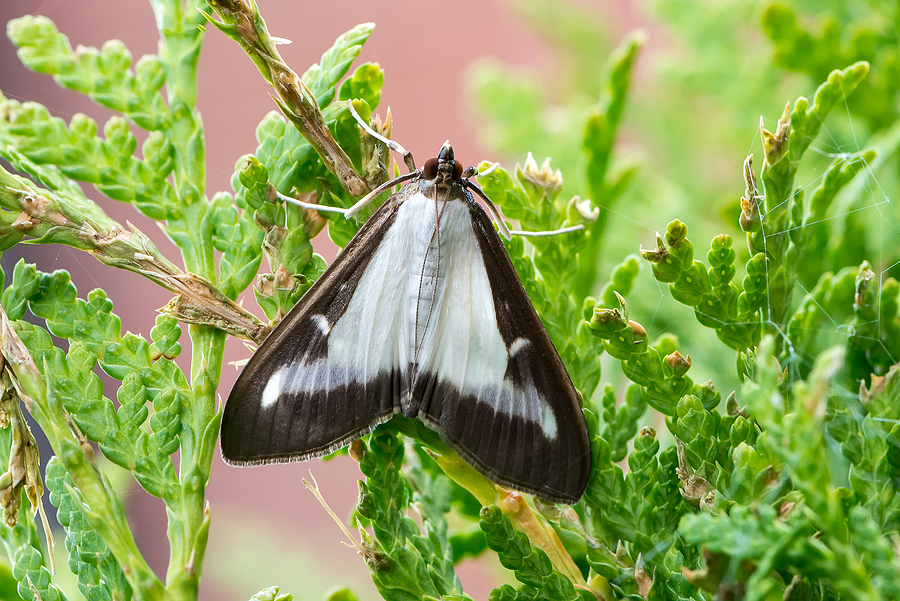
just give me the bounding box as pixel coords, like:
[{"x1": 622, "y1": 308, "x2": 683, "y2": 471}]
[{"x1": 423, "y1": 140, "x2": 464, "y2": 184}]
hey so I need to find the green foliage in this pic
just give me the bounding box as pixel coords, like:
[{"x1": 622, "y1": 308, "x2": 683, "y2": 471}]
[
  {"x1": 762, "y1": 3, "x2": 900, "y2": 131},
  {"x1": 480, "y1": 505, "x2": 578, "y2": 601},
  {"x1": 46, "y1": 457, "x2": 132, "y2": 601},
  {"x1": 1, "y1": 518, "x2": 66, "y2": 601},
  {"x1": 8, "y1": 16, "x2": 169, "y2": 130},
  {"x1": 0, "y1": 1, "x2": 898, "y2": 601},
  {"x1": 355, "y1": 427, "x2": 469, "y2": 601}
]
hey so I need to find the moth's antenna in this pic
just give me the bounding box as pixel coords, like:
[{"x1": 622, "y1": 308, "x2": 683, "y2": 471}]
[{"x1": 347, "y1": 101, "x2": 416, "y2": 172}]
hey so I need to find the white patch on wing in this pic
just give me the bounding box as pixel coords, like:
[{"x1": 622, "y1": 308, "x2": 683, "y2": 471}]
[
  {"x1": 311, "y1": 314, "x2": 330, "y2": 335},
  {"x1": 261, "y1": 366, "x2": 284, "y2": 409},
  {"x1": 508, "y1": 337, "x2": 530, "y2": 358},
  {"x1": 542, "y1": 403, "x2": 558, "y2": 438},
  {"x1": 481, "y1": 380, "x2": 558, "y2": 440}
]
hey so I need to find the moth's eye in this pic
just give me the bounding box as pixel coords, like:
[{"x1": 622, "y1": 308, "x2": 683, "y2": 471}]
[
  {"x1": 424, "y1": 158, "x2": 439, "y2": 179},
  {"x1": 453, "y1": 160, "x2": 463, "y2": 179}
]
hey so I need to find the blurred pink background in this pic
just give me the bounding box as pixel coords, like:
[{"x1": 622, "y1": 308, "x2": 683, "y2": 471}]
[{"x1": 0, "y1": 1, "x2": 642, "y2": 598}]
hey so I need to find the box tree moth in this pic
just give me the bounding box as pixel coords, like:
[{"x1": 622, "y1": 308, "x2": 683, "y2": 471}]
[{"x1": 221, "y1": 115, "x2": 592, "y2": 503}]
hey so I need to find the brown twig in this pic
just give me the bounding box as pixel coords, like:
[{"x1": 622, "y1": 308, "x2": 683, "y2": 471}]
[
  {"x1": 203, "y1": 0, "x2": 370, "y2": 197},
  {"x1": 0, "y1": 169, "x2": 270, "y2": 343}
]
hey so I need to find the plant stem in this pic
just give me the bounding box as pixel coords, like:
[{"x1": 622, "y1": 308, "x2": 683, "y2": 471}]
[{"x1": 147, "y1": 2, "x2": 230, "y2": 599}]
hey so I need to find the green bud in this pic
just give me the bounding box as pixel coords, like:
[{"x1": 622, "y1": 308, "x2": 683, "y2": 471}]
[
  {"x1": 585, "y1": 306, "x2": 628, "y2": 340},
  {"x1": 729, "y1": 416, "x2": 756, "y2": 447},
  {"x1": 641, "y1": 232, "x2": 679, "y2": 283},
  {"x1": 566, "y1": 195, "x2": 599, "y2": 224},
  {"x1": 135, "y1": 54, "x2": 166, "y2": 92},
  {"x1": 697, "y1": 381, "x2": 720, "y2": 410},
  {"x1": 250, "y1": 586, "x2": 294, "y2": 601},
  {"x1": 739, "y1": 156, "x2": 761, "y2": 233},
  {"x1": 664, "y1": 351, "x2": 692, "y2": 378}
]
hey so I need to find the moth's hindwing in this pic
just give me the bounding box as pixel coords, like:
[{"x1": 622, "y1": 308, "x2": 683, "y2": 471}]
[{"x1": 220, "y1": 198, "x2": 404, "y2": 465}]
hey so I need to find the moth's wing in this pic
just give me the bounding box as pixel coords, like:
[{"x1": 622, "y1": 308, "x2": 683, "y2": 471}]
[
  {"x1": 221, "y1": 198, "x2": 409, "y2": 465},
  {"x1": 413, "y1": 196, "x2": 591, "y2": 504}
]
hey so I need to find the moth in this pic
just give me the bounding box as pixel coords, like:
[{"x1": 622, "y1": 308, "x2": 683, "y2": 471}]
[{"x1": 221, "y1": 125, "x2": 591, "y2": 503}]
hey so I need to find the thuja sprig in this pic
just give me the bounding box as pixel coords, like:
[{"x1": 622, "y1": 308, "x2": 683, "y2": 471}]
[
  {"x1": 0, "y1": 518, "x2": 66, "y2": 601},
  {"x1": 640, "y1": 219, "x2": 765, "y2": 352},
  {"x1": 762, "y1": 5, "x2": 898, "y2": 131},
  {"x1": 586, "y1": 292, "x2": 719, "y2": 416},
  {"x1": 579, "y1": 32, "x2": 644, "y2": 297},
  {"x1": 792, "y1": 150, "x2": 877, "y2": 289},
  {"x1": 0, "y1": 163, "x2": 268, "y2": 342},
  {"x1": 1, "y1": 263, "x2": 196, "y2": 543},
  {"x1": 830, "y1": 364, "x2": 900, "y2": 540},
  {"x1": 581, "y1": 417, "x2": 691, "y2": 591},
  {"x1": 573, "y1": 392, "x2": 695, "y2": 599},
  {"x1": 594, "y1": 383, "x2": 646, "y2": 463},
  {"x1": 0, "y1": 304, "x2": 165, "y2": 599},
  {"x1": 640, "y1": 63, "x2": 874, "y2": 360},
  {"x1": 354, "y1": 427, "x2": 470, "y2": 601},
  {"x1": 7, "y1": 16, "x2": 169, "y2": 131},
  {"x1": 786, "y1": 261, "x2": 900, "y2": 386},
  {"x1": 479, "y1": 505, "x2": 579, "y2": 601},
  {"x1": 748, "y1": 62, "x2": 869, "y2": 333},
  {"x1": 679, "y1": 337, "x2": 900, "y2": 599},
  {"x1": 0, "y1": 91, "x2": 177, "y2": 221},
  {"x1": 46, "y1": 457, "x2": 132, "y2": 601},
  {"x1": 7, "y1": 4, "x2": 206, "y2": 211}
]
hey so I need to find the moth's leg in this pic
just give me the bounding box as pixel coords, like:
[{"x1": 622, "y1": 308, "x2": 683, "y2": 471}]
[
  {"x1": 344, "y1": 170, "x2": 420, "y2": 220},
  {"x1": 510, "y1": 224, "x2": 585, "y2": 238},
  {"x1": 347, "y1": 101, "x2": 417, "y2": 172},
  {"x1": 461, "y1": 179, "x2": 583, "y2": 239},
  {"x1": 275, "y1": 191, "x2": 349, "y2": 214},
  {"x1": 461, "y1": 179, "x2": 513, "y2": 240},
  {"x1": 461, "y1": 162, "x2": 500, "y2": 179}
]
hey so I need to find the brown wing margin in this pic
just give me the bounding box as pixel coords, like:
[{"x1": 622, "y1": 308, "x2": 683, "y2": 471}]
[
  {"x1": 427, "y1": 193, "x2": 592, "y2": 503},
  {"x1": 220, "y1": 195, "x2": 405, "y2": 466}
]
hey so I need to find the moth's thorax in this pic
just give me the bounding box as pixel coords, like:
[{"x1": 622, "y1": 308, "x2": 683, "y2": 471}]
[{"x1": 416, "y1": 177, "x2": 463, "y2": 203}]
